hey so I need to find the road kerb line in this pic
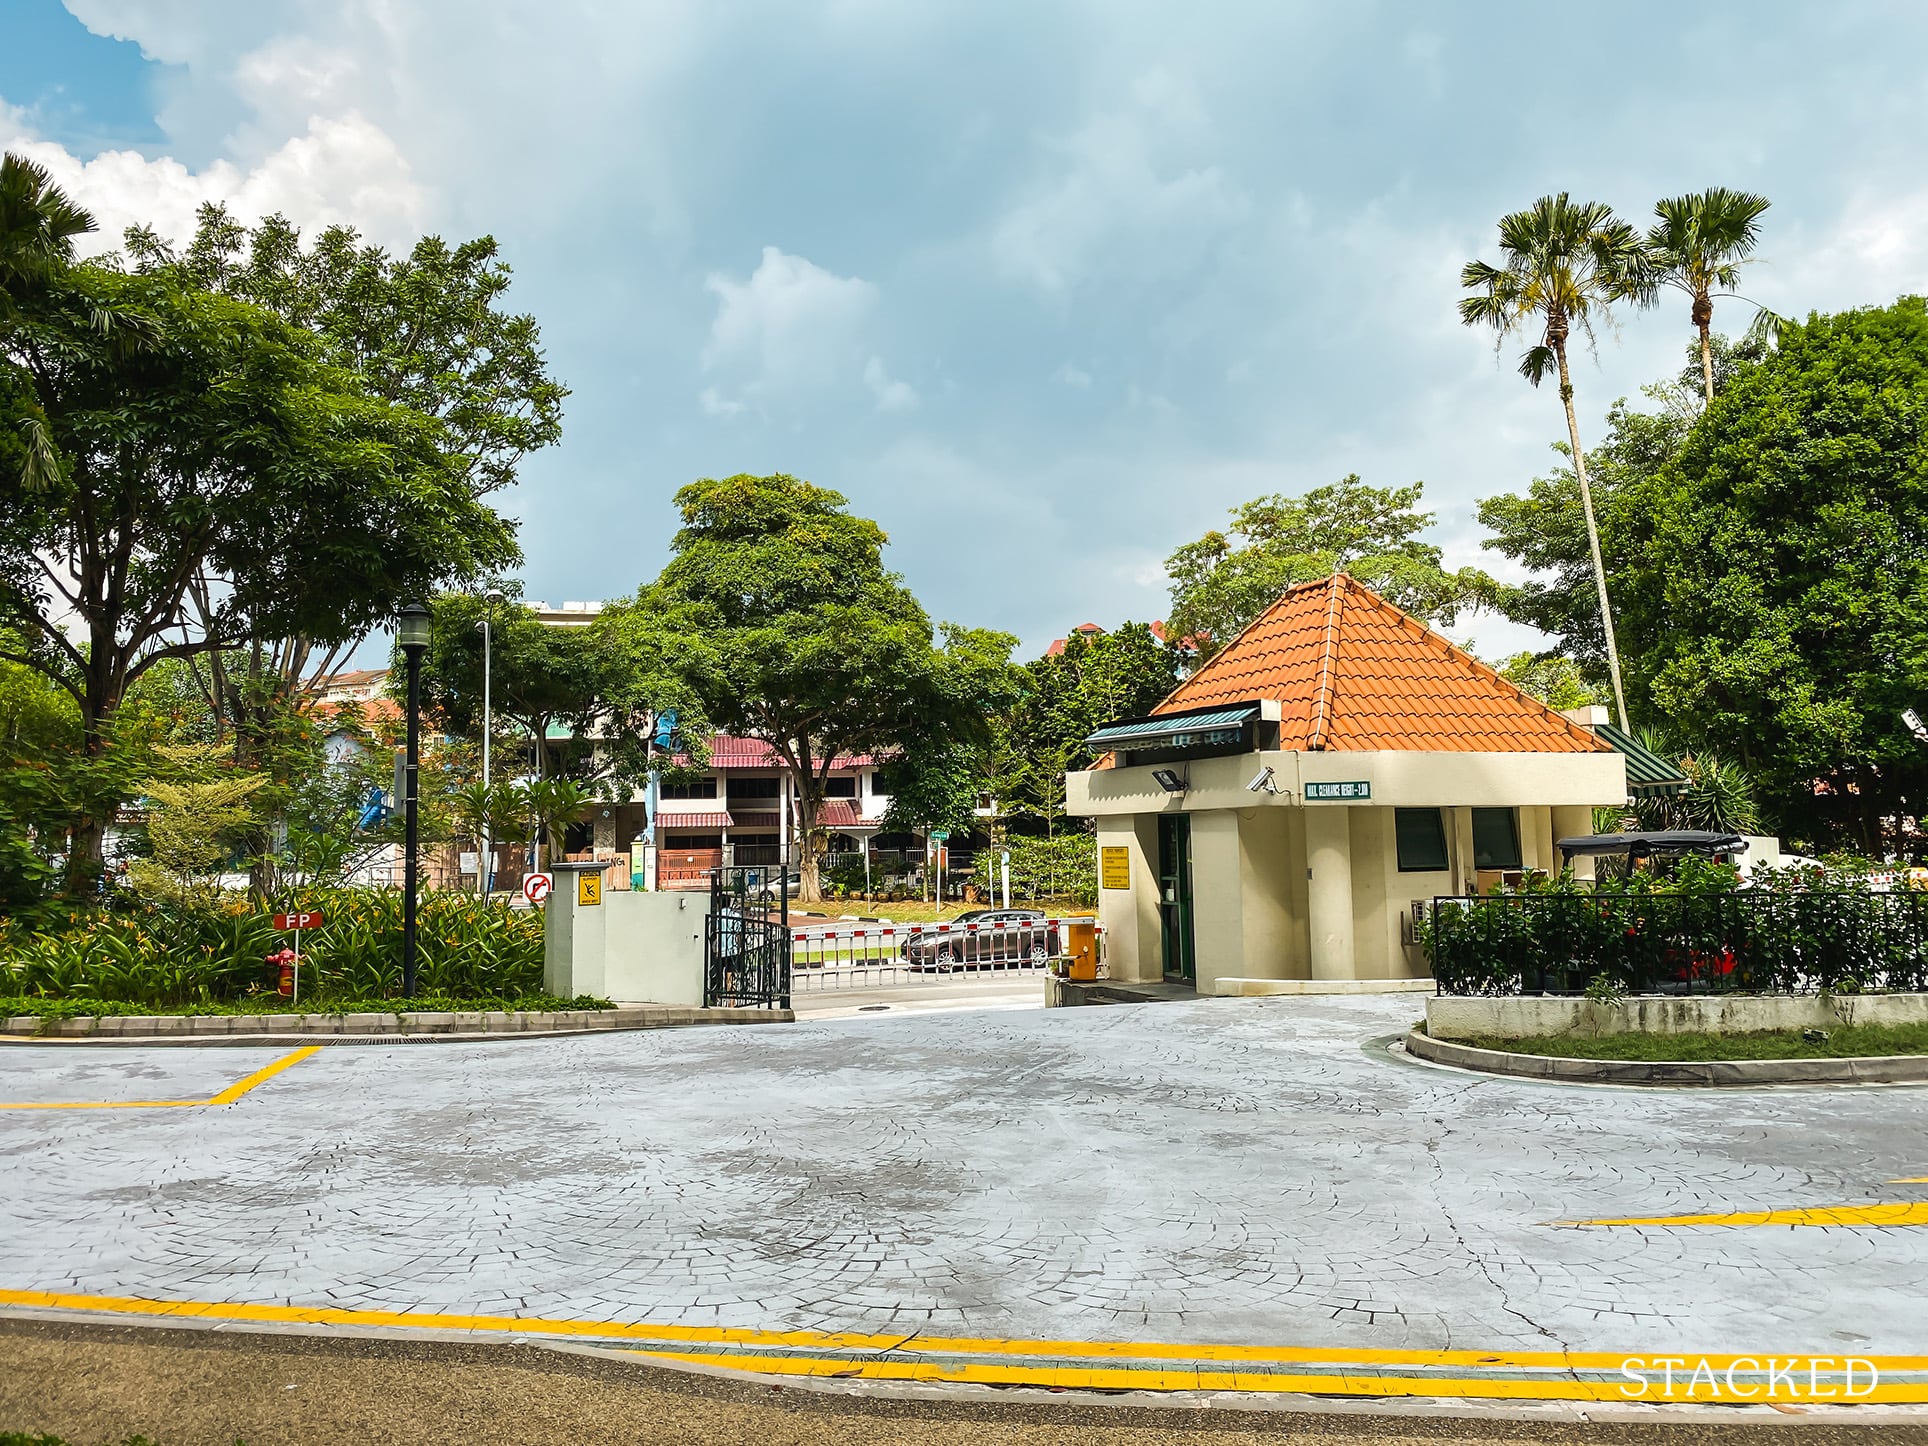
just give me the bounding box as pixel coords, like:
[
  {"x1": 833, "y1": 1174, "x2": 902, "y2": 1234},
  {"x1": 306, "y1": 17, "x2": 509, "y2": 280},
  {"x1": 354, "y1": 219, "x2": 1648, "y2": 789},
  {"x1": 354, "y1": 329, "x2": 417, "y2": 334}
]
[{"x1": 3, "y1": 1288, "x2": 1927, "y2": 1393}]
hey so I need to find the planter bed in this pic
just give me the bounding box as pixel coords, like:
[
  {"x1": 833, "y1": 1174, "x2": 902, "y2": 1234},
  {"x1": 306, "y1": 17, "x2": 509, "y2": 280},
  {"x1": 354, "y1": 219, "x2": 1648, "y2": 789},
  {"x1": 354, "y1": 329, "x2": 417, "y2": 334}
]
[
  {"x1": 2, "y1": 1004, "x2": 792, "y2": 1042},
  {"x1": 1403, "y1": 1027, "x2": 1928, "y2": 1086}
]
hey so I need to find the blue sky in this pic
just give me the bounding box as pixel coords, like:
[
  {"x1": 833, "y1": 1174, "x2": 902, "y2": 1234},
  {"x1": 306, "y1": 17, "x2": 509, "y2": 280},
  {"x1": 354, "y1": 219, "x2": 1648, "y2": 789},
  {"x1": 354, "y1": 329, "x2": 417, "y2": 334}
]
[{"x1": 7, "y1": 0, "x2": 1928, "y2": 660}]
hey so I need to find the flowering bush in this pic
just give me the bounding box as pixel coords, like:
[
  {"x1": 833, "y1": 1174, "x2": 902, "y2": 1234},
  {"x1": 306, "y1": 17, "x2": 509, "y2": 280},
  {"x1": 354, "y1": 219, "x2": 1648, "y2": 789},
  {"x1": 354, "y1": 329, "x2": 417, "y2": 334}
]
[{"x1": 0, "y1": 887, "x2": 544, "y2": 1006}]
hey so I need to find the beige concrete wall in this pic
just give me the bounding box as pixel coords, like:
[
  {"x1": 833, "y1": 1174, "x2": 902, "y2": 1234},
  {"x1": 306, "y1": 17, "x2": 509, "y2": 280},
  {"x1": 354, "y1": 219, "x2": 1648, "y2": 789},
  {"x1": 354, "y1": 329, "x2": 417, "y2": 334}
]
[
  {"x1": 1426, "y1": 992, "x2": 1928, "y2": 1040},
  {"x1": 602, "y1": 891, "x2": 707, "y2": 1006},
  {"x1": 1070, "y1": 748, "x2": 1627, "y2": 818},
  {"x1": 1189, "y1": 811, "x2": 1245, "y2": 994},
  {"x1": 1096, "y1": 815, "x2": 1163, "y2": 983},
  {"x1": 1238, "y1": 808, "x2": 1295, "y2": 981},
  {"x1": 1348, "y1": 807, "x2": 1392, "y2": 979}
]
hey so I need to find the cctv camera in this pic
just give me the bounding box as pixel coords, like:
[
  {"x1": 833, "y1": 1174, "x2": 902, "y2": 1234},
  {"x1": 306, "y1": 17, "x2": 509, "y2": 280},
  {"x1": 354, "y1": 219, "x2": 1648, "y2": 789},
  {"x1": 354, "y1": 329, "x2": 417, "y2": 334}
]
[{"x1": 1246, "y1": 765, "x2": 1277, "y2": 794}]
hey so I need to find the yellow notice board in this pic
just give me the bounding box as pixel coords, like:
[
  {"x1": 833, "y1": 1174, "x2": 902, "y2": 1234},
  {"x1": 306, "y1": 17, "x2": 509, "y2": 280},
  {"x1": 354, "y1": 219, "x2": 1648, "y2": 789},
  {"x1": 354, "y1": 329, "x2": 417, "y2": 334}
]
[
  {"x1": 577, "y1": 870, "x2": 602, "y2": 907},
  {"x1": 1100, "y1": 846, "x2": 1130, "y2": 890}
]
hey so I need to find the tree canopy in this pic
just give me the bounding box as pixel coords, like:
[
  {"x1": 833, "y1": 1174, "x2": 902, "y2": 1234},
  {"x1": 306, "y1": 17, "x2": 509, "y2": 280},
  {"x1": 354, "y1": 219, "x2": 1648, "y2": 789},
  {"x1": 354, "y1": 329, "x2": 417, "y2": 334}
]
[
  {"x1": 625, "y1": 473, "x2": 1016, "y2": 900},
  {"x1": 1166, "y1": 475, "x2": 1494, "y2": 657},
  {"x1": 1612, "y1": 297, "x2": 1928, "y2": 851}
]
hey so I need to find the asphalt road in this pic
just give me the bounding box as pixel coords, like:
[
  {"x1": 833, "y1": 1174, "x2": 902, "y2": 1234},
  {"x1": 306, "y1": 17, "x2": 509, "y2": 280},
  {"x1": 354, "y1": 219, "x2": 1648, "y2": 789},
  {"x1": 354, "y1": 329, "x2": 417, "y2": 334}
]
[{"x1": 3, "y1": 1318, "x2": 1917, "y2": 1446}]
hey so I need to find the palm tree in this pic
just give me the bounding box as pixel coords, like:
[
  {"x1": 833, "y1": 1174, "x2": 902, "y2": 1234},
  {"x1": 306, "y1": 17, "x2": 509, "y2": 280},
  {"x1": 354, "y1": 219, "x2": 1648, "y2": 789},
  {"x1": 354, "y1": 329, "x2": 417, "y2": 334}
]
[
  {"x1": 1, "y1": 152, "x2": 97, "y2": 493},
  {"x1": 1645, "y1": 188, "x2": 1772, "y2": 405},
  {"x1": 1460, "y1": 194, "x2": 1650, "y2": 729}
]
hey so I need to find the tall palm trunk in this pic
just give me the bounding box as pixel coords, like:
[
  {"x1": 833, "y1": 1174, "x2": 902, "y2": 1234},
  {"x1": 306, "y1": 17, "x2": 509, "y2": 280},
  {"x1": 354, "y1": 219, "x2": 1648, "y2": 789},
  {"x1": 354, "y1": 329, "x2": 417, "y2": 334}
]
[
  {"x1": 1554, "y1": 338, "x2": 1630, "y2": 728},
  {"x1": 1693, "y1": 290, "x2": 1716, "y2": 405}
]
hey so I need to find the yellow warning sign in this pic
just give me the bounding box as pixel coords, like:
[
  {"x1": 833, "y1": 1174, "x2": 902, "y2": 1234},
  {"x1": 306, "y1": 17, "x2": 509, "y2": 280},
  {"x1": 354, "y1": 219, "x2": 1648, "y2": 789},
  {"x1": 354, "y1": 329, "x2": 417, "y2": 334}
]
[
  {"x1": 1100, "y1": 846, "x2": 1130, "y2": 890},
  {"x1": 577, "y1": 870, "x2": 602, "y2": 907}
]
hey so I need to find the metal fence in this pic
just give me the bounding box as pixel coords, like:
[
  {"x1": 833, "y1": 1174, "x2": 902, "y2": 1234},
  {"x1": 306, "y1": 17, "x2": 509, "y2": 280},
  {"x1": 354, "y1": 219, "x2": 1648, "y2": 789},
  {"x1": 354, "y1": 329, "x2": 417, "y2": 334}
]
[
  {"x1": 1429, "y1": 887, "x2": 1928, "y2": 997},
  {"x1": 704, "y1": 866, "x2": 791, "y2": 1008},
  {"x1": 789, "y1": 916, "x2": 1100, "y2": 992}
]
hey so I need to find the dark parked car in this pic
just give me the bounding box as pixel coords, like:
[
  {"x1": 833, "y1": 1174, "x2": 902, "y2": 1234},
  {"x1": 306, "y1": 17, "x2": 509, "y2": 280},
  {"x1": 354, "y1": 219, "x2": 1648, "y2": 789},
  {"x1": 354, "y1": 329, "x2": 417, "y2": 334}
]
[{"x1": 902, "y1": 909, "x2": 1060, "y2": 969}]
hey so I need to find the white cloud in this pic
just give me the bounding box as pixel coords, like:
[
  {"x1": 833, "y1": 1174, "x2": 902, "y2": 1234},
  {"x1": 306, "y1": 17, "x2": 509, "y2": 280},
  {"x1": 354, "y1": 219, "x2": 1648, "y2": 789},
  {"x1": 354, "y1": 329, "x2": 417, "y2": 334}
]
[
  {"x1": 990, "y1": 68, "x2": 1251, "y2": 291},
  {"x1": 1054, "y1": 363, "x2": 1092, "y2": 387},
  {"x1": 699, "y1": 245, "x2": 913, "y2": 418},
  {"x1": 0, "y1": 106, "x2": 426, "y2": 250},
  {"x1": 863, "y1": 355, "x2": 918, "y2": 412}
]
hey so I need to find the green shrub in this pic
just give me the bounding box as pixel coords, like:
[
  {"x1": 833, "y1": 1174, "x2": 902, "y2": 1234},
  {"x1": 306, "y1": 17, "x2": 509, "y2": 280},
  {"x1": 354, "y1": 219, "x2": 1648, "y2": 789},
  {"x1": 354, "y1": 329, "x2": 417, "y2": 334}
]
[
  {"x1": 1426, "y1": 866, "x2": 1928, "y2": 996},
  {"x1": 0, "y1": 887, "x2": 545, "y2": 1007}
]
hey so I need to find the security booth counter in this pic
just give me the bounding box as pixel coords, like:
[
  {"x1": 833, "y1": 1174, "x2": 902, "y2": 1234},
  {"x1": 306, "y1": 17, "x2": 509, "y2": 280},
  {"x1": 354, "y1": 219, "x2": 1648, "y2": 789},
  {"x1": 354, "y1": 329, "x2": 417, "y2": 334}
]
[{"x1": 1066, "y1": 574, "x2": 1634, "y2": 993}]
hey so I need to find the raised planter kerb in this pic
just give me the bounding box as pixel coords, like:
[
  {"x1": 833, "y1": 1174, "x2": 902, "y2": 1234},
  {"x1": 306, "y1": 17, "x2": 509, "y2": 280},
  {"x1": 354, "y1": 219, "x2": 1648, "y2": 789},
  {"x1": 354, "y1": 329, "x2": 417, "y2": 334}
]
[
  {"x1": 1403, "y1": 1027, "x2": 1928, "y2": 1087},
  {"x1": 1, "y1": 1004, "x2": 793, "y2": 1045}
]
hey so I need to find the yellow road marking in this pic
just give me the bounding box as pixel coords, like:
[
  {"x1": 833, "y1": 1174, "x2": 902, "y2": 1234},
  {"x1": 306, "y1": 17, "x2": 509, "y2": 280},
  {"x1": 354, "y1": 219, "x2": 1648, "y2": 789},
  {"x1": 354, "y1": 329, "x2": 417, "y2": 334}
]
[
  {"x1": 1559, "y1": 1202, "x2": 1928, "y2": 1228},
  {"x1": 2, "y1": 1288, "x2": 1926, "y2": 1381},
  {"x1": 206, "y1": 1046, "x2": 321, "y2": 1105},
  {"x1": 1893, "y1": 1177, "x2": 1928, "y2": 1183},
  {"x1": 0, "y1": 1046, "x2": 319, "y2": 1111}
]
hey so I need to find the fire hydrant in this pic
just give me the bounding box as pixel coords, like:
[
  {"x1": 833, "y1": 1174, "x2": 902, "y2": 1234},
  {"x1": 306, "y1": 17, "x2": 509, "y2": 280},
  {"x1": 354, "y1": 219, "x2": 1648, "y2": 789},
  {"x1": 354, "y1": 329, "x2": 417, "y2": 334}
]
[{"x1": 266, "y1": 947, "x2": 297, "y2": 997}]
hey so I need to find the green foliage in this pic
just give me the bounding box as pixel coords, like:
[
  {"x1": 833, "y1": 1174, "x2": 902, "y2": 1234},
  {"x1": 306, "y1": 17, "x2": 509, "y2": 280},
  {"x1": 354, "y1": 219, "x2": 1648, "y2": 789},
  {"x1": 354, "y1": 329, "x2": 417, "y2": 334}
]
[
  {"x1": 1644, "y1": 188, "x2": 1774, "y2": 401},
  {"x1": 628, "y1": 473, "x2": 1017, "y2": 901},
  {"x1": 1495, "y1": 651, "x2": 1601, "y2": 710},
  {"x1": 1628, "y1": 730, "x2": 1762, "y2": 835},
  {"x1": 0, "y1": 887, "x2": 546, "y2": 1007},
  {"x1": 129, "y1": 203, "x2": 567, "y2": 500},
  {"x1": 412, "y1": 588, "x2": 710, "y2": 811},
  {"x1": 125, "y1": 742, "x2": 269, "y2": 905},
  {"x1": 1613, "y1": 297, "x2": 1928, "y2": 852},
  {"x1": 986, "y1": 622, "x2": 1177, "y2": 829},
  {"x1": 1003, "y1": 833, "x2": 1097, "y2": 906},
  {"x1": 1165, "y1": 476, "x2": 1495, "y2": 657},
  {"x1": 1427, "y1": 868, "x2": 1928, "y2": 997}
]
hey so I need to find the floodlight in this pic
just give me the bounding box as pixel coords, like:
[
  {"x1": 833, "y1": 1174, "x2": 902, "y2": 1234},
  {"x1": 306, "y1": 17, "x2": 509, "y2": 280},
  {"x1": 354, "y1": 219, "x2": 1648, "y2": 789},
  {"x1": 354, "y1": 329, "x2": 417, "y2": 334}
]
[
  {"x1": 1905, "y1": 708, "x2": 1928, "y2": 743},
  {"x1": 1151, "y1": 768, "x2": 1187, "y2": 793}
]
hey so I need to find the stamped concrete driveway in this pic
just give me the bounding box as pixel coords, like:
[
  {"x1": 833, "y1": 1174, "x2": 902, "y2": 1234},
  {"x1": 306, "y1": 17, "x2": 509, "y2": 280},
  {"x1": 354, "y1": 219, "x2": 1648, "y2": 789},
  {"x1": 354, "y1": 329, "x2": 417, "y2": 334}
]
[{"x1": 2, "y1": 995, "x2": 1926, "y2": 1405}]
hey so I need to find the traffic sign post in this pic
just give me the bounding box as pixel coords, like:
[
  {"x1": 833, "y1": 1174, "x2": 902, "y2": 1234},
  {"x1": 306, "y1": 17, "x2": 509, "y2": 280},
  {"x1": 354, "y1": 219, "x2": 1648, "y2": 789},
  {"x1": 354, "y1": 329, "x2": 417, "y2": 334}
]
[
  {"x1": 522, "y1": 872, "x2": 553, "y2": 906},
  {"x1": 271, "y1": 910, "x2": 324, "y2": 1005}
]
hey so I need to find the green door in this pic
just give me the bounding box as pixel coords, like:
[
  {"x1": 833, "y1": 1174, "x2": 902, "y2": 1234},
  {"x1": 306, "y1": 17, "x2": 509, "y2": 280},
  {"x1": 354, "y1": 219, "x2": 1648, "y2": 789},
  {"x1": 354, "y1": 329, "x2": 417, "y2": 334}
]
[{"x1": 1157, "y1": 814, "x2": 1196, "y2": 982}]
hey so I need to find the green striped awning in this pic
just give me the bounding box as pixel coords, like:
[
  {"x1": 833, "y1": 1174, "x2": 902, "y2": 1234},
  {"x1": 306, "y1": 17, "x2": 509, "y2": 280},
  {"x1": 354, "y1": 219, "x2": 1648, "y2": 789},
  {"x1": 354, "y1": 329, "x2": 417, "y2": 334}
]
[
  {"x1": 1593, "y1": 721, "x2": 1691, "y2": 798},
  {"x1": 1085, "y1": 706, "x2": 1258, "y2": 751}
]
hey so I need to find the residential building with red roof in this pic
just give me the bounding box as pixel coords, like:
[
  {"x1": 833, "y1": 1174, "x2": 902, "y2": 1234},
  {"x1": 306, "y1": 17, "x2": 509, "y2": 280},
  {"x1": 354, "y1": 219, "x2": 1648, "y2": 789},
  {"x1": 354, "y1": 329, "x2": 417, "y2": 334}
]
[{"x1": 1068, "y1": 574, "x2": 1630, "y2": 990}]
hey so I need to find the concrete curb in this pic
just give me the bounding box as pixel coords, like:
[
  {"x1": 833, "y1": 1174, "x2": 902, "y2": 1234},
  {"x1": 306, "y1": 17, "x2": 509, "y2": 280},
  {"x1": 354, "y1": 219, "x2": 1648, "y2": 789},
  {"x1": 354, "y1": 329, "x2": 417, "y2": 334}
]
[
  {"x1": 1403, "y1": 1027, "x2": 1928, "y2": 1086},
  {"x1": 0, "y1": 1004, "x2": 793, "y2": 1045}
]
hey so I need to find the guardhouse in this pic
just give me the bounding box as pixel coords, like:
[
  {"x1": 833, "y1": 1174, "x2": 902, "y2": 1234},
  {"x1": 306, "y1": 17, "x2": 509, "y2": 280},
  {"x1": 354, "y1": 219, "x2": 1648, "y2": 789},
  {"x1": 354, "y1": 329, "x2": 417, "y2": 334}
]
[{"x1": 1067, "y1": 574, "x2": 1630, "y2": 991}]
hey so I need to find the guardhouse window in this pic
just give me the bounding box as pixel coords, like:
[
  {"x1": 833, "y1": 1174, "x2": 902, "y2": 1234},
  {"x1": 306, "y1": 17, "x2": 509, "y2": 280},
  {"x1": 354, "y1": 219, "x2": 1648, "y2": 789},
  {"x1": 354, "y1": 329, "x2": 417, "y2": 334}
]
[
  {"x1": 1394, "y1": 808, "x2": 1450, "y2": 873},
  {"x1": 1471, "y1": 808, "x2": 1522, "y2": 870},
  {"x1": 825, "y1": 776, "x2": 857, "y2": 798}
]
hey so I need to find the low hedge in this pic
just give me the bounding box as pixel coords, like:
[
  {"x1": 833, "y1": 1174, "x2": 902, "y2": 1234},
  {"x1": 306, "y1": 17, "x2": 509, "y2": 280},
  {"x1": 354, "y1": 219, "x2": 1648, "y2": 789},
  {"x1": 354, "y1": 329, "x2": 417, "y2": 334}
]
[
  {"x1": 1425, "y1": 864, "x2": 1928, "y2": 997},
  {"x1": 0, "y1": 888, "x2": 545, "y2": 1008}
]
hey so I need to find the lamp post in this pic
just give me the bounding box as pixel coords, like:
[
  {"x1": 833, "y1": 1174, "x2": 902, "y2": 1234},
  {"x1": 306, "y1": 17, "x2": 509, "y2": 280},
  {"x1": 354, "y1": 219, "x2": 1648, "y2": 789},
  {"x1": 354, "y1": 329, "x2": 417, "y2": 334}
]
[
  {"x1": 478, "y1": 587, "x2": 503, "y2": 895},
  {"x1": 396, "y1": 603, "x2": 432, "y2": 999}
]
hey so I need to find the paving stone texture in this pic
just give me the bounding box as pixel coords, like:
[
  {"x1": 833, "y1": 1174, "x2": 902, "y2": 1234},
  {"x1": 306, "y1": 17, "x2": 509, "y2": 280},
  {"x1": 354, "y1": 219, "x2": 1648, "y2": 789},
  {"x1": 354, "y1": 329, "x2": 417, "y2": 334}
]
[{"x1": 2, "y1": 995, "x2": 1925, "y2": 1356}]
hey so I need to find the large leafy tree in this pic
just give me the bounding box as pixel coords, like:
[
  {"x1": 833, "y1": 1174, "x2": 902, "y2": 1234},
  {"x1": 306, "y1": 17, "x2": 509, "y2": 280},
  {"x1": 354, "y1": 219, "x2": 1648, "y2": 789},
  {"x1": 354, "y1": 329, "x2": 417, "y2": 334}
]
[
  {"x1": 0, "y1": 260, "x2": 518, "y2": 889},
  {"x1": 1, "y1": 154, "x2": 97, "y2": 493},
  {"x1": 1460, "y1": 194, "x2": 1651, "y2": 727},
  {"x1": 997, "y1": 622, "x2": 1179, "y2": 831},
  {"x1": 628, "y1": 473, "x2": 1012, "y2": 901},
  {"x1": 1166, "y1": 475, "x2": 1494, "y2": 657},
  {"x1": 1612, "y1": 297, "x2": 1928, "y2": 853},
  {"x1": 124, "y1": 207, "x2": 566, "y2": 734},
  {"x1": 1645, "y1": 188, "x2": 1773, "y2": 405},
  {"x1": 411, "y1": 589, "x2": 706, "y2": 800}
]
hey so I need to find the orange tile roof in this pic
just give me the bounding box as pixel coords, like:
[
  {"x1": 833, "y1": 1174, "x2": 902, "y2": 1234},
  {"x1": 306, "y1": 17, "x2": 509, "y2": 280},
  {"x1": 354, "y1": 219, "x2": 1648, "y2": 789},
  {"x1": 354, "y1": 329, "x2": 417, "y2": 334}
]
[{"x1": 1154, "y1": 573, "x2": 1610, "y2": 755}]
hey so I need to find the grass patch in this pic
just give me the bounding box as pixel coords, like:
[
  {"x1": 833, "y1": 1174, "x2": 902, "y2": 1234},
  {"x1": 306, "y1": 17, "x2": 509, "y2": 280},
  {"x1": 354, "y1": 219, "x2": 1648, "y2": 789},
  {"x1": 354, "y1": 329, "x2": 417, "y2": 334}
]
[
  {"x1": 0, "y1": 993, "x2": 613, "y2": 1022},
  {"x1": 1458, "y1": 1021, "x2": 1928, "y2": 1061}
]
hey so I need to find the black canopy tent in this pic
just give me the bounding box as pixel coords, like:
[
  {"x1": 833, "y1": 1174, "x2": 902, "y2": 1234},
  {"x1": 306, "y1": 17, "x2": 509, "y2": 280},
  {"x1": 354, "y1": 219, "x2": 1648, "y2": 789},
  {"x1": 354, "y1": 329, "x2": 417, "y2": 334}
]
[{"x1": 1556, "y1": 830, "x2": 1748, "y2": 875}]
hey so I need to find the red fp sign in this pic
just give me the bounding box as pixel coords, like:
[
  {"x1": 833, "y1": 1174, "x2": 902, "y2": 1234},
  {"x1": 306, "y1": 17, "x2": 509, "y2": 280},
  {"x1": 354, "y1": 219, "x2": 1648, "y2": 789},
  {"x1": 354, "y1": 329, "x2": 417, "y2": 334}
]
[{"x1": 273, "y1": 911, "x2": 325, "y2": 931}]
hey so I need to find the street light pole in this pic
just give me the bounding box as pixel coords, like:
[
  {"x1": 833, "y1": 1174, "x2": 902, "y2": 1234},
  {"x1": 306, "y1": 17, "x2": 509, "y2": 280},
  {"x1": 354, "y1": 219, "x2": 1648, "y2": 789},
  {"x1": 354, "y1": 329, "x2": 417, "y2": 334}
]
[
  {"x1": 396, "y1": 603, "x2": 432, "y2": 999},
  {"x1": 478, "y1": 587, "x2": 503, "y2": 895}
]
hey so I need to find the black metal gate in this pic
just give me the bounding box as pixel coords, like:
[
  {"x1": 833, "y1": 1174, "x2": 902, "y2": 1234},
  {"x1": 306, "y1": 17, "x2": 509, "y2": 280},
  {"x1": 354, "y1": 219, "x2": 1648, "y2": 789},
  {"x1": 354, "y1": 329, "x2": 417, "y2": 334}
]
[{"x1": 704, "y1": 865, "x2": 792, "y2": 1008}]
